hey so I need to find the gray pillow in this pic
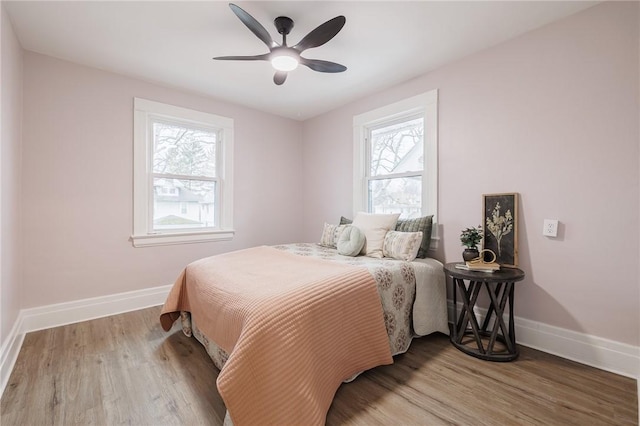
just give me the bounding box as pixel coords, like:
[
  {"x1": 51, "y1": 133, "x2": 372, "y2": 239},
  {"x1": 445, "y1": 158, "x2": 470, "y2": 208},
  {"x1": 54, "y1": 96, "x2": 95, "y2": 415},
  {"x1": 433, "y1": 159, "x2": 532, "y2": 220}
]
[{"x1": 340, "y1": 215, "x2": 433, "y2": 258}]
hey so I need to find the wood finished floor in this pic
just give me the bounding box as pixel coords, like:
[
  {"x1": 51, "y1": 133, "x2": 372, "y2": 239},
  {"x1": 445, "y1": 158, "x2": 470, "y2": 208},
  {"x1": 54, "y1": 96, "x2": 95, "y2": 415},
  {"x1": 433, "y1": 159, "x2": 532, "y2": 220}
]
[{"x1": 1, "y1": 306, "x2": 637, "y2": 425}]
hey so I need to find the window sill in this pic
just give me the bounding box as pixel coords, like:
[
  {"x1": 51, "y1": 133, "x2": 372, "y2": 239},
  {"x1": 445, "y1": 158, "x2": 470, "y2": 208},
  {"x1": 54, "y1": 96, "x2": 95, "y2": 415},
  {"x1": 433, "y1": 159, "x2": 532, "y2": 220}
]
[{"x1": 130, "y1": 229, "x2": 235, "y2": 247}]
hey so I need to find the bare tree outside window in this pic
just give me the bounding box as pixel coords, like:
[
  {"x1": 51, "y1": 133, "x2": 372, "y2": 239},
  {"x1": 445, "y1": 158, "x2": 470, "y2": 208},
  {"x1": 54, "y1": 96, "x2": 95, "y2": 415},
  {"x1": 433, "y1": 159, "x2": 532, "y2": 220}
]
[
  {"x1": 152, "y1": 122, "x2": 218, "y2": 230},
  {"x1": 153, "y1": 123, "x2": 216, "y2": 177},
  {"x1": 368, "y1": 117, "x2": 424, "y2": 218}
]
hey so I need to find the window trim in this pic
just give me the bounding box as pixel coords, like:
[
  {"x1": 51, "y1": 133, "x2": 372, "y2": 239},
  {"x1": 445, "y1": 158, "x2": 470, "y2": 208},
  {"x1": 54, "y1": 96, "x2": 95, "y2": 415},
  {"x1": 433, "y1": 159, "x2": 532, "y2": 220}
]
[
  {"x1": 131, "y1": 98, "x2": 234, "y2": 247},
  {"x1": 353, "y1": 90, "x2": 438, "y2": 248}
]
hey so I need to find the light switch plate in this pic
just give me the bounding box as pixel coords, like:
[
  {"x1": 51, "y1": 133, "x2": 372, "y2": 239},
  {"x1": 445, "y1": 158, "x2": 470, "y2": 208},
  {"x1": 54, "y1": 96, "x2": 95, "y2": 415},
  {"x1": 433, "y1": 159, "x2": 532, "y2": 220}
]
[{"x1": 543, "y1": 219, "x2": 559, "y2": 237}]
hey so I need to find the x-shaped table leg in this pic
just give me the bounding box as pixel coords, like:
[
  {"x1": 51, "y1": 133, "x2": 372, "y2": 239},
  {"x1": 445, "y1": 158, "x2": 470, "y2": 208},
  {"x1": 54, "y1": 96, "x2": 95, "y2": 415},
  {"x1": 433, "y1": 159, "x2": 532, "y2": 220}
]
[
  {"x1": 454, "y1": 278, "x2": 485, "y2": 354},
  {"x1": 484, "y1": 282, "x2": 515, "y2": 354}
]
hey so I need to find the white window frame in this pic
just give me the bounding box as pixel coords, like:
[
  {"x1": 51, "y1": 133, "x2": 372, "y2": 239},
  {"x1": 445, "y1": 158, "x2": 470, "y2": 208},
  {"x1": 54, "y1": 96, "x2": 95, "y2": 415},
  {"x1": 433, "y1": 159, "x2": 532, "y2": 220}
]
[
  {"x1": 131, "y1": 98, "x2": 234, "y2": 247},
  {"x1": 353, "y1": 89, "x2": 439, "y2": 248}
]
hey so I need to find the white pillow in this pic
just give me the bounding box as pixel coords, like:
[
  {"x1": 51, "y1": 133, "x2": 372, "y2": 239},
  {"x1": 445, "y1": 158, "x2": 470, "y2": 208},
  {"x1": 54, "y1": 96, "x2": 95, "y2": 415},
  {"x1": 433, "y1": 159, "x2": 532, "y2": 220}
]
[
  {"x1": 383, "y1": 230, "x2": 423, "y2": 261},
  {"x1": 319, "y1": 223, "x2": 347, "y2": 248},
  {"x1": 351, "y1": 212, "x2": 400, "y2": 258},
  {"x1": 337, "y1": 226, "x2": 365, "y2": 257}
]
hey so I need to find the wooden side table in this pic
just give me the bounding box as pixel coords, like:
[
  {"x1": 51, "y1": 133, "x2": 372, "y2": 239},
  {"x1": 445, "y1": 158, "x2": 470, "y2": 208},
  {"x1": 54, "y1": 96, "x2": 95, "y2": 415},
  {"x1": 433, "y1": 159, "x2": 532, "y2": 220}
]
[{"x1": 443, "y1": 263, "x2": 525, "y2": 361}]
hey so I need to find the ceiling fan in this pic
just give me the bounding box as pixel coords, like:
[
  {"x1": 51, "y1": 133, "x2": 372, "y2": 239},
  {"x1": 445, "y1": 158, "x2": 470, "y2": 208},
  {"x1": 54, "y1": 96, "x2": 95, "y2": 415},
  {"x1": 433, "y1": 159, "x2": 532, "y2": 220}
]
[{"x1": 214, "y1": 3, "x2": 347, "y2": 85}]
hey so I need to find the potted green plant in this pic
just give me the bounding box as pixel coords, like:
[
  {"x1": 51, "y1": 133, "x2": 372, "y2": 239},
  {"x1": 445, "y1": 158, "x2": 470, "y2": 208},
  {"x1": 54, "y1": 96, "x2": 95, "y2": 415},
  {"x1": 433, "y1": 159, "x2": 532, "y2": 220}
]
[{"x1": 460, "y1": 226, "x2": 482, "y2": 261}]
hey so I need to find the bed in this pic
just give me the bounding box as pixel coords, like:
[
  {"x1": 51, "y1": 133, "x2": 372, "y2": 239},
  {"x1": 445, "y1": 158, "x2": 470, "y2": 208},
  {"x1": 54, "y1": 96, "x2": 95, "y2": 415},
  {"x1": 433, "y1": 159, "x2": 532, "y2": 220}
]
[{"x1": 160, "y1": 241, "x2": 448, "y2": 426}]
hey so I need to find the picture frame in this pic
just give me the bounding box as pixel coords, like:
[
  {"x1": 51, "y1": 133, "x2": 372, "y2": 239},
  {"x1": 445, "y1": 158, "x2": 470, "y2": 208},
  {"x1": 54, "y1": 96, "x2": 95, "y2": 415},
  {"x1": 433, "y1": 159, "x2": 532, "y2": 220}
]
[{"x1": 482, "y1": 193, "x2": 518, "y2": 267}]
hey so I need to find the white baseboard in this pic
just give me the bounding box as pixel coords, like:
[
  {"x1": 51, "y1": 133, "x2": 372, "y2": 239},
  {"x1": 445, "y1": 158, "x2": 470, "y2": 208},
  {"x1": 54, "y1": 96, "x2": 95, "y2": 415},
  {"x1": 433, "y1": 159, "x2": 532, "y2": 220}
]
[
  {"x1": 19, "y1": 285, "x2": 172, "y2": 333},
  {"x1": 448, "y1": 301, "x2": 640, "y2": 379},
  {"x1": 0, "y1": 284, "x2": 171, "y2": 397},
  {"x1": 0, "y1": 313, "x2": 25, "y2": 399}
]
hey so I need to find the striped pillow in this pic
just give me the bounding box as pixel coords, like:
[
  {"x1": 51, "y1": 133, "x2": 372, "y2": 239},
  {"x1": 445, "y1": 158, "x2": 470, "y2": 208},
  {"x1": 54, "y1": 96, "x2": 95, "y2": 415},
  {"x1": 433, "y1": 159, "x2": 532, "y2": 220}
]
[
  {"x1": 319, "y1": 223, "x2": 347, "y2": 248},
  {"x1": 382, "y1": 231, "x2": 423, "y2": 261}
]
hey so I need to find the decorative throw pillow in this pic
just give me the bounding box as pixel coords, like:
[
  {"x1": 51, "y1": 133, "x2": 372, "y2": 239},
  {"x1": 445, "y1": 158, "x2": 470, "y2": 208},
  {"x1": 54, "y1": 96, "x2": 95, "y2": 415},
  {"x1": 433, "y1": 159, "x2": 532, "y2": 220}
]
[
  {"x1": 351, "y1": 212, "x2": 400, "y2": 258},
  {"x1": 394, "y1": 215, "x2": 433, "y2": 258},
  {"x1": 319, "y1": 223, "x2": 347, "y2": 248},
  {"x1": 382, "y1": 231, "x2": 423, "y2": 262},
  {"x1": 341, "y1": 215, "x2": 433, "y2": 258},
  {"x1": 337, "y1": 226, "x2": 365, "y2": 257}
]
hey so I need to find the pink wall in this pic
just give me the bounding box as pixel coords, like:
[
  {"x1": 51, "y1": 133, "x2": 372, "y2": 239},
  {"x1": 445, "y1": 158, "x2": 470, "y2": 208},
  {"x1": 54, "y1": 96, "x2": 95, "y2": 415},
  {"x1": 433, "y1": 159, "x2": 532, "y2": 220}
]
[
  {"x1": 301, "y1": 2, "x2": 639, "y2": 345},
  {"x1": 1, "y1": 7, "x2": 23, "y2": 345},
  {"x1": 20, "y1": 52, "x2": 304, "y2": 309}
]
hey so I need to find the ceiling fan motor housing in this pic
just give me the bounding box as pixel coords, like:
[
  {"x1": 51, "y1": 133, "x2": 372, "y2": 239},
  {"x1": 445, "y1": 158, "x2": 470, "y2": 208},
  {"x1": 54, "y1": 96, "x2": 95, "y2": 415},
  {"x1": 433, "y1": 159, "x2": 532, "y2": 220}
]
[{"x1": 274, "y1": 16, "x2": 294, "y2": 36}]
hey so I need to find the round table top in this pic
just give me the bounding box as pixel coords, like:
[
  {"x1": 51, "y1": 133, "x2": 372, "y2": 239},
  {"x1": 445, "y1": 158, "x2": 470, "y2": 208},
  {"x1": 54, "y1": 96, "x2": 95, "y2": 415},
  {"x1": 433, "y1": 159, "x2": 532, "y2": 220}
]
[{"x1": 443, "y1": 262, "x2": 525, "y2": 283}]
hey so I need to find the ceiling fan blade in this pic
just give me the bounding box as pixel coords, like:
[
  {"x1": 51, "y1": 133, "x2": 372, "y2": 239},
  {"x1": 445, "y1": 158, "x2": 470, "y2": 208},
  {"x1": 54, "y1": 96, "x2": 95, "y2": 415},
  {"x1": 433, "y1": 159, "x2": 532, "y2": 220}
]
[
  {"x1": 229, "y1": 3, "x2": 276, "y2": 49},
  {"x1": 213, "y1": 54, "x2": 270, "y2": 61},
  {"x1": 273, "y1": 71, "x2": 288, "y2": 85},
  {"x1": 300, "y1": 58, "x2": 347, "y2": 73},
  {"x1": 293, "y1": 16, "x2": 346, "y2": 52}
]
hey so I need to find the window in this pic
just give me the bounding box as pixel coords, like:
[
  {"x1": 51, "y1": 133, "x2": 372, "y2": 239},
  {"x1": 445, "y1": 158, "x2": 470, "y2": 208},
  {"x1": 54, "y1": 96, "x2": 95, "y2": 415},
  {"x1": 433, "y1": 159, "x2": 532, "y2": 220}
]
[
  {"x1": 353, "y1": 90, "x2": 438, "y2": 245},
  {"x1": 367, "y1": 115, "x2": 424, "y2": 217},
  {"x1": 131, "y1": 98, "x2": 234, "y2": 247}
]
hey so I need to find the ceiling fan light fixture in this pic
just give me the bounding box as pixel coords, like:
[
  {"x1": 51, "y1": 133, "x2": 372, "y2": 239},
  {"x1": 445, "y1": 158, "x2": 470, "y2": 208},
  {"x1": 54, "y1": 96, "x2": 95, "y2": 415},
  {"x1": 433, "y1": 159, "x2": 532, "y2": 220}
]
[{"x1": 270, "y1": 50, "x2": 299, "y2": 72}]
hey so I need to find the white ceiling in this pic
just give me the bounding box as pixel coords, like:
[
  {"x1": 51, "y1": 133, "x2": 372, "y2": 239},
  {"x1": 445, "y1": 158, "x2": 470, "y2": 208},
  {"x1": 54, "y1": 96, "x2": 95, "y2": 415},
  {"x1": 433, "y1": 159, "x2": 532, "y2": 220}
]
[{"x1": 4, "y1": 1, "x2": 598, "y2": 121}]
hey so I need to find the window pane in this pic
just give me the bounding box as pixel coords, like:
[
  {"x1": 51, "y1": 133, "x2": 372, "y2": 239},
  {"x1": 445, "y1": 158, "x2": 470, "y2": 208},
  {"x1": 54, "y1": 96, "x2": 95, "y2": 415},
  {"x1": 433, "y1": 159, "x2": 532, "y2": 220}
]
[
  {"x1": 368, "y1": 176, "x2": 422, "y2": 219},
  {"x1": 153, "y1": 122, "x2": 216, "y2": 177},
  {"x1": 370, "y1": 117, "x2": 423, "y2": 176},
  {"x1": 153, "y1": 178, "x2": 216, "y2": 230}
]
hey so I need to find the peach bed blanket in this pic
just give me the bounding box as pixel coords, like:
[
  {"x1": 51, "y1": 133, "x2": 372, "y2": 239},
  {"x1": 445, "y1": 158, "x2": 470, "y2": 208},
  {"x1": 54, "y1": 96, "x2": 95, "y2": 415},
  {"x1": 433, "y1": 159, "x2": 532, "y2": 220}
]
[{"x1": 160, "y1": 246, "x2": 393, "y2": 426}]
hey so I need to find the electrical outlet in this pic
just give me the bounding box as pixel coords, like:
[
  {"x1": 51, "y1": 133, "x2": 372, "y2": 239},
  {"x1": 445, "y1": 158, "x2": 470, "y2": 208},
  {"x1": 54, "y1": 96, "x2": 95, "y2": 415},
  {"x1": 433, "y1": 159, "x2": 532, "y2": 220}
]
[{"x1": 543, "y1": 219, "x2": 558, "y2": 237}]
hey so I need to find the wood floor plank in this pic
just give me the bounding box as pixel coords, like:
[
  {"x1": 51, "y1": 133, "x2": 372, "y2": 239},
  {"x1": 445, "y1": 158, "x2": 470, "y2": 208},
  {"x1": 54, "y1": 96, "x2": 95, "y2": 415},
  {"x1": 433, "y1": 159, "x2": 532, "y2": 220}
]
[{"x1": 1, "y1": 306, "x2": 637, "y2": 425}]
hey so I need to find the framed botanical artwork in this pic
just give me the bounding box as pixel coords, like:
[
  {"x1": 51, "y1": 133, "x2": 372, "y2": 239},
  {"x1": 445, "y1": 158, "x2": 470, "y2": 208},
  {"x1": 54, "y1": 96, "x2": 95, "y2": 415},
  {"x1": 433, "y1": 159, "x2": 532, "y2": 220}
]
[{"x1": 483, "y1": 193, "x2": 518, "y2": 267}]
